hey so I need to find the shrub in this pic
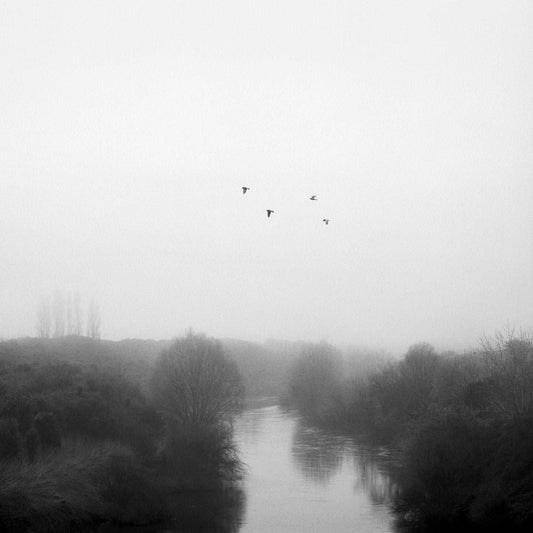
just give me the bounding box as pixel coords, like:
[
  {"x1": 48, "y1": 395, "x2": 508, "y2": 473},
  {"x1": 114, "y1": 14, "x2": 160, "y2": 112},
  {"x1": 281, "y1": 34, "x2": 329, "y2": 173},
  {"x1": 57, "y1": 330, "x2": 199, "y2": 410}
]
[
  {"x1": 97, "y1": 451, "x2": 164, "y2": 524},
  {"x1": 0, "y1": 439, "x2": 117, "y2": 532},
  {"x1": 34, "y1": 412, "x2": 61, "y2": 450},
  {"x1": 24, "y1": 427, "x2": 41, "y2": 462},
  {"x1": 396, "y1": 411, "x2": 494, "y2": 523},
  {"x1": 0, "y1": 418, "x2": 22, "y2": 459},
  {"x1": 161, "y1": 422, "x2": 244, "y2": 489}
]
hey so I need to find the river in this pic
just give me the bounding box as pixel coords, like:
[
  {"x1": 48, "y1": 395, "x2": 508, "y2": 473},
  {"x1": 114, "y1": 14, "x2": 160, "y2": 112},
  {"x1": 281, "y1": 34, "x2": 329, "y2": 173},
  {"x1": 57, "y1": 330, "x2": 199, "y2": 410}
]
[
  {"x1": 101, "y1": 403, "x2": 398, "y2": 532},
  {"x1": 233, "y1": 403, "x2": 397, "y2": 533}
]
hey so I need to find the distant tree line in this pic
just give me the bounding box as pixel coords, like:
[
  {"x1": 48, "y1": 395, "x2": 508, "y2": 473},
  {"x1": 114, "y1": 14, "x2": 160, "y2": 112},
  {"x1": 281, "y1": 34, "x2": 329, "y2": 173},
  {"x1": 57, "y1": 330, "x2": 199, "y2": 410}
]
[{"x1": 36, "y1": 291, "x2": 101, "y2": 339}]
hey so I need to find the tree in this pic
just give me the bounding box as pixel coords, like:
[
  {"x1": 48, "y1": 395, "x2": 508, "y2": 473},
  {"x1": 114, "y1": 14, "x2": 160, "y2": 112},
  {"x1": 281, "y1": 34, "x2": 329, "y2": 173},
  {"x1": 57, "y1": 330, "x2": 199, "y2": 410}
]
[
  {"x1": 65, "y1": 292, "x2": 73, "y2": 335},
  {"x1": 288, "y1": 341, "x2": 342, "y2": 420},
  {"x1": 480, "y1": 329, "x2": 533, "y2": 416},
  {"x1": 52, "y1": 290, "x2": 65, "y2": 338},
  {"x1": 36, "y1": 296, "x2": 51, "y2": 338},
  {"x1": 151, "y1": 332, "x2": 243, "y2": 426},
  {"x1": 73, "y1": 292, "x2": 83, "y2": 335},
  {"x1": 398, "y1": 342, "x2": 440, "y2": 411},
  {"x1": 86, "y1": 298, "x2": 101, "y2": 340}
]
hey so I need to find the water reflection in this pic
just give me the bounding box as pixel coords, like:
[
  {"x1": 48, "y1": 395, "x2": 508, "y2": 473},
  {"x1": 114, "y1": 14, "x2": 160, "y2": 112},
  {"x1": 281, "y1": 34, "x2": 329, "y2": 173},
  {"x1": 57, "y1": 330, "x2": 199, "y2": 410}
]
[
  {"x1": 99, "y1": 407, "x2": 400, "y2": 532},
  {"x1": 290, "y1": 416, "x2": 398, "y2": 506},
  {"x1": 235, "y1": 405, "x2": 396, "y2": 532},
  {"x1": 291, "y1": 421, "x2": 345, "y2": 485},
  {"x1": 352, "y1": 448, "x2": 400, "y2": 506}
]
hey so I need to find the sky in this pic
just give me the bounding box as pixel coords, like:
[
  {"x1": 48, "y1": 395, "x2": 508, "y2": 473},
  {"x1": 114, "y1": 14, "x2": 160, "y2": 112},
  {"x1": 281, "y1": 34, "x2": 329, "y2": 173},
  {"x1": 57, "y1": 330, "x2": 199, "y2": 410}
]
[{"x1": 1, "y1": 0, "x2": 532, "y2": 353}]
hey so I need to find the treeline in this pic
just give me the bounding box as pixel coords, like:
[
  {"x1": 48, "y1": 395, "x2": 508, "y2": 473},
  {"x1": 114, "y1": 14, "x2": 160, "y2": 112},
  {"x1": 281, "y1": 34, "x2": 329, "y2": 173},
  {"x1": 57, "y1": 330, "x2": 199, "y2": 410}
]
[
  {"x1": 36, "y1": 291, "x2": 101, "y2": 340},
  {"x1": 285, "y1": 332, "x2": 533, "y2": 530},
  {"x1": 0, "y1": 333, "x2": 245, "y2": 531}
]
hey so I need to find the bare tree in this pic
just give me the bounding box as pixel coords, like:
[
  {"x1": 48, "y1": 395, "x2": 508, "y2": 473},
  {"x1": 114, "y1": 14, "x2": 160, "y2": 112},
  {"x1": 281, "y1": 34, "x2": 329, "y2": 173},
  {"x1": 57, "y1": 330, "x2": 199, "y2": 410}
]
[
  {"x1": 152, "y1": 332, "x2": 243, "y2": 426},
  {"x1": 86, "y1": 298, "x2": 101, "y2": 340},
  {"x1": 65, "y1": 292, "x2": 73, "y2": 335},
  {"x1": 480, "y1": 328, "x2": 533, "y2": 416},
  {"x1": 36, "y1": 296, "x2": 51, "y2": 338},
  {"x1": 73, "y1": 292, "x2": 83, "y2": 335},
  {"x1": 52, "y1": 290, "x2": 65, "y2": 338}
]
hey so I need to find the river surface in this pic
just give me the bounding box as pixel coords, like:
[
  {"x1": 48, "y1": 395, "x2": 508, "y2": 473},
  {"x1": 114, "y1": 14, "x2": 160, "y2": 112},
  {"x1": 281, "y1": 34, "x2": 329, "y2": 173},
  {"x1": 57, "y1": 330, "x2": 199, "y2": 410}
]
[{"x1": 233, "y1": 404, "x2": 397, "y2": 533}]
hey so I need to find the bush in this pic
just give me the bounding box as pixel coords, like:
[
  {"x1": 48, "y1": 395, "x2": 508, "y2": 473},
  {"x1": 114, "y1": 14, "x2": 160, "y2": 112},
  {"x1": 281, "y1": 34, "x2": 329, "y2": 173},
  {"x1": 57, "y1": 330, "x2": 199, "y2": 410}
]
[
  {"x1": 0, "y1": 418, "x2": 22, "y2": 459},
  {"x1": 161, "y1": 422, "x2": 244, "y2": 489},
  {"x1": 98, "y1": 452, "x2": 164, "y2": 524},
  {"x1": 24, "y1": 427, "x2": 41, "y2": 462},
  {"x1": 470, "y1": 415, "x2": 533, "y2": 527},
  {"x1": 34, "y1": 412, "x2": 61, "y2": 450},
  {"x1": 0, "y1": 439, "x2": 115, "y2": 532},
  {"x1": 396, "y1": 411, "x2": 494, "y2": 524}
]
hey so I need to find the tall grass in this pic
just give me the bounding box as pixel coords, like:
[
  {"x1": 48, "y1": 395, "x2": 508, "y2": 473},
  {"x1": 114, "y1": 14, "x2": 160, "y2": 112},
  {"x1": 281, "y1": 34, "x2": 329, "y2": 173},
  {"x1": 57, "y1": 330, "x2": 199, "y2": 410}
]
[{"x1": 0, "y1": 439, "x2": 126, "y2": 532}]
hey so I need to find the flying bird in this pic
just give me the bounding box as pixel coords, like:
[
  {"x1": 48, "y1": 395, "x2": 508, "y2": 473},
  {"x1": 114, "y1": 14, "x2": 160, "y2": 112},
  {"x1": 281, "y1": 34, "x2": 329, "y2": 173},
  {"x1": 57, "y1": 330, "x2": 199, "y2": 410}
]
[
  {"x1": 242, "y1": 186, "x2": 250, "y2": 194},
  {"x1": 309, "y1": 195, "x2": 317, "y2": 201},
  {"x1": 322, "y1": 219, "x2": 330, "y2": 225},
  {"x1": 266, "y1": 210, "x2": 274, "y2": 218}
]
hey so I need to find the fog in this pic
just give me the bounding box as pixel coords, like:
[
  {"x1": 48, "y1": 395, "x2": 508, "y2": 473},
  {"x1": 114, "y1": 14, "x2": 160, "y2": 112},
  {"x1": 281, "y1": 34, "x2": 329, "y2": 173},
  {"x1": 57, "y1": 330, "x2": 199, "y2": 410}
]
[{"x1": 1, "y1": 0, "x2": 532, "y2": 352}]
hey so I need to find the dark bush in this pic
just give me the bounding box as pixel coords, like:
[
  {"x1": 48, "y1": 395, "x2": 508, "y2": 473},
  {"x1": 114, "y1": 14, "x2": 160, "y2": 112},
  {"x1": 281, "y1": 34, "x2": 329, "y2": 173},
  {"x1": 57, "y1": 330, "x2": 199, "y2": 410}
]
[
  {"x1": 24, "y1": 426, "x2": 40, "y2": 462},
  {"x1": 34, "y1": 411, "x2": 61, "y2": 450},
  {"x1": 0, "y1": 418, "x2": 22, "y2": 459},
  {"x1": 98, "y1": 452, "x2": 163, "y2": 524},
  {"x1": 396, "y1": 411, "x2": 494, "y2": 524},
  {"x1": 161, "y1": 422, "x2": 243, "y2": 489}
]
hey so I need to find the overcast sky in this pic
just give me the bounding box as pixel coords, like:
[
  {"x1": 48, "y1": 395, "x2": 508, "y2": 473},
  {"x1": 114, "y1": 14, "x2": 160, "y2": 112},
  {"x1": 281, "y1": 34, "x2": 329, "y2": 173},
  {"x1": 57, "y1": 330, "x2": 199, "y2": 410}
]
[{"x1": 1, "y1": 0, "x2": 532, "y2": 353}]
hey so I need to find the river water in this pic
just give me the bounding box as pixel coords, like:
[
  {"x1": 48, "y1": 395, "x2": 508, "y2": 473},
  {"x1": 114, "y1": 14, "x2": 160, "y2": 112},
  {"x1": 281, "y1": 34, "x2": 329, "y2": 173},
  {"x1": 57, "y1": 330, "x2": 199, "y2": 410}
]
[{"x1": 233, "y1": 404, "x2": 397, "y2": 533}]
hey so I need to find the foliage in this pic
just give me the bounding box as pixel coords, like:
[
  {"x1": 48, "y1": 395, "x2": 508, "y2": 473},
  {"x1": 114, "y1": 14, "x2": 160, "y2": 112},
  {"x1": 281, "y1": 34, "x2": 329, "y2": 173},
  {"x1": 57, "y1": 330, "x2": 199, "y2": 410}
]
[
  {"x1": 0, "y1": 349, "x2": 163, "y2": 457},
  {"x1": 0, "y1": 418, "x2": 22, "y2": 459},
  {"x1": 161, "y1": 422, "x2": 244, "y2": 488},
  {"x1": 287, "y1": 341, "x2": 342, "y2": 422},
  {"x1": 0, "y1": 334, "x2": 244, "y2": 531},
  {"x1": 0, "y1": 439, "x2": 113, "y2": 532},
  {"x1": 24, "y1": 427, "x2": 40, "y2": 462},
  {"x1": 34, "y1": 412, "x2": 61, "y2": 450},
  {"x1": 286, "y1": 331, "x2": 533, "y2": 529}
]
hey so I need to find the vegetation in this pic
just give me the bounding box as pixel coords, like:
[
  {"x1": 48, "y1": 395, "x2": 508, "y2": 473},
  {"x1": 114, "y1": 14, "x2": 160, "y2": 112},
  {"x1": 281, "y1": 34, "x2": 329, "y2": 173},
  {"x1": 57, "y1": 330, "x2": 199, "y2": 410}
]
[
  {"x1": 285, "y1": 331, "x2": 533, "y2": 530},
  {"x1": 152, "y1": 333, "x2": 244, "y2": 426},
  {"x1": 0, "y1": 332, "x2": 245, "y2": 531},
  {"x1": 4, "y1": 325, "x2": 532, "y2": 530},
  {"x1": 285, "y1": 341, "x2": 343, "y2": 422},
  {"x1": 152, "y1": 333, "x2": 245, "y2": 489}
]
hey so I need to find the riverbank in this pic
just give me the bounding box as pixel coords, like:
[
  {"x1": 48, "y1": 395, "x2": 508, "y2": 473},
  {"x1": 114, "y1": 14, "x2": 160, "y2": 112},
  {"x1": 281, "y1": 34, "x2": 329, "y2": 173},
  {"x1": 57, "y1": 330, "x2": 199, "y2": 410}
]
[{"x1": 284, "y1": 337, "x2": 533, "y2": 531}]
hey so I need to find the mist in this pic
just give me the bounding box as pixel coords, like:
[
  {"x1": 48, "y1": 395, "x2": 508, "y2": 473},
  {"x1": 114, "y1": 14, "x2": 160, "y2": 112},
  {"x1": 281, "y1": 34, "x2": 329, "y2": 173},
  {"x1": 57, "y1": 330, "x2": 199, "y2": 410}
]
[
  {"x1": 2, "y1": 5, "x2": 533, "y2": 531},
  {"x1": 1, "y1": 0, "x2": 532, "y2": 354}
]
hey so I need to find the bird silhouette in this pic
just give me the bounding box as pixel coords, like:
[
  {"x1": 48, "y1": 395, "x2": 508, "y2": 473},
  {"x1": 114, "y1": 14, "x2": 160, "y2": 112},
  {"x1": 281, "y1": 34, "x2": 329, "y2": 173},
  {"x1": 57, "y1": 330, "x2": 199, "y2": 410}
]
[
  {"x1": 266, "y1": 210, "x2": 274, "y2": 218},
  {"x1": 322, "y1": 219, "x2": 330, "y2": 225},
  {"x1": 242, "y1": 186, "x2": 250, "y2": 194},
  {"x1": 309, "y1": 195, "x2": 317, "y2": 200}
]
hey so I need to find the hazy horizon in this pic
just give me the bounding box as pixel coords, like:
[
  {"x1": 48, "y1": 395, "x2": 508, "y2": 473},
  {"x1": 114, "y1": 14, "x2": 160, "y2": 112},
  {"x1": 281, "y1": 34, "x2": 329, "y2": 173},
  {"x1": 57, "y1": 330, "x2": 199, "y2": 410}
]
[{"x1": 2, "y1": 1, "x2": 532, "y2": 355}]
